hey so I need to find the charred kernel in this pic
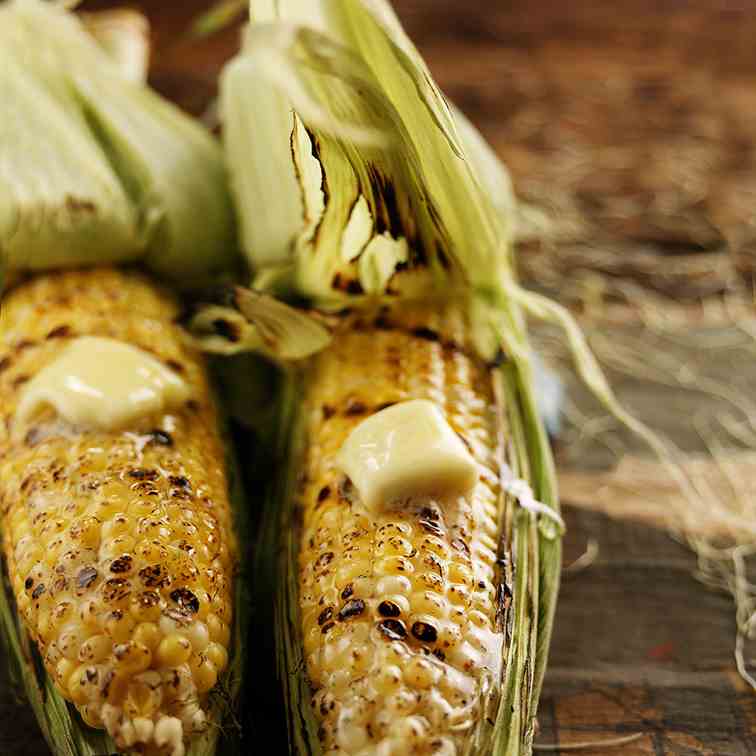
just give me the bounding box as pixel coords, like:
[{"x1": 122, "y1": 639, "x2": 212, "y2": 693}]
[
  {"x1": 344, "y1": 398, "x2": 367, "y2": 416},
  {"x1": 318, "y1": 607, "x2": 333, "y2": 626},
  {"x1": 419, "y1": 507, "x2": 440, "y2": 522},
  {"x1": 102, "y1": 577, "x2": 132, "y2": 603},
  {"x1": 377, "y1": 619, "x2": 407, "y2": 640},
  {"x1": 378, "y1": 600, "x2": 402, "y2": 618},
  {"x1": 32, "y1": 584, "x2": 46, "y2": 599},
  {"x1": 317, "y1": 486, "x2": 331, "y2": 503},
  {"x1": 138, "y1": 564, "x2": 170, "y2": 589},
  {"x1": 169, "y1": 476, "x2": 190, "y2": 490},
  {"x1": 0, "y1": 357, "x2": 10, "y2": 373},
  {"x1": 315, "y1": 552, "x2": 334, "y2": 570},
  {"x1": 127, "y1": 469, "x2": 158, "y2": 481},
  {"x1": 321, "y1": 621, "x2": 336, "y2": 635},
  {"x1": 170, "y1": 588, "x2": 200, "y2": 615},
  {"x1": 148, "y1": 429, "x2": 173, "y2": 446},
  {"x1": 340, "y1": 584, "x2": 354, "y2": 600},
  {"x1": 432, "y1": 648, "x2": 446, "y2": 661},
  {"x1": 411, "y1": 326, "x2": 440, "y2": 342},
  {"x1": 165, "y1": 359, "x2": 184, "y2": 374},
  {"x1": 134, "y1": 590, "x2": 160, "y2": 609},
  {"x1": 212, "y1": 318, "x2": 241, "y2": 342},
  {"x1": 411, "y1": 621, "x2": 438, "y2": 643},
  {"x1": 46, "y1": 325, "x2": 72, "y2": 339},
  {"x1": 338, "y1": 599, "x2": 366, "y2": 621},
  {"x1": 24, "y1": 577, "x2": 33, "y2": 590},
  {"x1": 109, "y1": 555, "x2": 133, "y2": 574},
  {"x1": 322, "y1": 404, "x2": 335, "y2": 420}
]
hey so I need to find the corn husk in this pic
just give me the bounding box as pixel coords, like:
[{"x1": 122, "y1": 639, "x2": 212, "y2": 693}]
[
  {"x1": 0, "y1": 0, "x2": 236, "y2": 283},
  {"x1": 221, "y1": 1, "x2": 561, "y2": 753}
]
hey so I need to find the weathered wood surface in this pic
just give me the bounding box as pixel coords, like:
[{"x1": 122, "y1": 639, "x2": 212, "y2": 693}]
[{"x1": 4, "y1": 1, "x2": 756, "y2": 753}]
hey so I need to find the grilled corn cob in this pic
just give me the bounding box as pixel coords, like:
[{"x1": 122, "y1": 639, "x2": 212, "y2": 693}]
[
  {"x1": 281, "y1": 302, "x2": 514, "y2": 755},
  {"x1": 0, "y1": 268, "x2": 236, "y2": 755}
]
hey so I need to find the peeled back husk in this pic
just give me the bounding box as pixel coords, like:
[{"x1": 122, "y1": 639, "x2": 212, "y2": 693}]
[{"x1": 0, "y1": 0, "x2": 236, "y2": 284}]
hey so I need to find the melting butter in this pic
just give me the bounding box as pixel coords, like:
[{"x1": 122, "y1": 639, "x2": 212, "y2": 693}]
[
  {"x1": 336, "y1": 399, "x2": 478, "y2": 510},
  {"x1": 16, "y1": 337, "x2": 190, "y2": 431}
]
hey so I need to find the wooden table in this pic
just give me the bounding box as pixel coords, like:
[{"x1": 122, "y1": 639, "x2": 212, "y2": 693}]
[{"x1": 3, "y1": 2, "x2": 755, "y2": 753}]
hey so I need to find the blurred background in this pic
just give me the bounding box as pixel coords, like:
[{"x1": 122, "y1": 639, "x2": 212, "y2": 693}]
[{"x1": 5, "y1": 2, "x2": 756, "y2": 753}]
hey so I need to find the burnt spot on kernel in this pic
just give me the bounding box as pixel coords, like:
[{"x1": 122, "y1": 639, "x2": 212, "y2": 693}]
[
  {"x1": 314, "y1": 552, "x2": 334, "y2": 570},
  {"x1": 0, "y1": 357, "x2": 10, "y2": 373},
  {"x1": 321, "y1": 621, "x2": 336, "y2": 635},
  {"x1": 46, "y1": 325, "x2": 72, "y2": 340},
  {"x1": 411, "y1": 326, "x2": 440, "y2": 342},
  {"x1": 212, "y1": 318, "x2": 241, "y2": 343},
  {"x1": 109, "y1": 555, "x2": 133, "y2": 574},
  {"x1": 341, "y1": 583, "x2": 354, "y2": 600},
  {"x1": 102, "y1": 578, "x2": 132, "y2": 603},
  {"x1": 411, "y1": 621, "x2": 438, "y2": 643},
  {"x1": 12, "y1": 374, "x2": 30, "y2": 388},
  {"x1": 318, "y1": 607, "x2": 333, "y2": 626},
  {"x1": 24, "y1": 577, "x2": 34, "y2": 591},
  {"x1": 432, "y1": 648, "x2": 446, "y2": 661},
  {"x1": 169, "y1": 475, "x2": 191, "y2": 490},
  {"x1": 31, "y1": 583, "x2": 45, "y2": 599},
  {"x1": 344, "y1": 398, "x2": 367, "y2": 416},
  {"x1": 317, "y1": 486, "x2": 331, "y2": 505},
  {"x1": 322, "y1": 404, "x2": 336, "y2": 420},
  {"x1": 377, "y1": 619, "x2": 407, "y2": 640},
  {"x1": 127, "y1": 469, "x2": 159, "y2": 481},
  {"x1": 165, "y1": 359, "x2": 185, "y2": 374},
  {"x1": 135, "y1": 590, "x2": 161, "y2": 610},
  {"x1": 378, "y1": 600, "x2": 402, "y2": 618},
  {"x1": 338, "y1": 599, "x2": 366, "y2": 621},
  {"x1": 170, "y1": 587, "x2": 200, "y2": 615},
  {"x1": 77, "y1": 566, "x2": 99, "y2": 590}
]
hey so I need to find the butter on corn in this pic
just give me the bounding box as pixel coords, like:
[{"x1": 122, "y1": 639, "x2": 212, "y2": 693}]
[
  {"x1": 336, "y1": 399, "x2": 478, "y2": 512},
  {"x1": 0, "y1": 268, "x2": 236, "y2": 755},
  {"x1": 16, "y1": 337, "x2": 190, "y2": 432}
]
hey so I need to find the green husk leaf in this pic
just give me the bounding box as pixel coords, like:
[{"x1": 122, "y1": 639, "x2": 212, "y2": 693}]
[
  {"x1": 189, "y1": 288, "x2": 333, "y2": 360},
  {"x1": 0, "y1": 0, "x2": 236, "y2": 282},
  {"x1": 222, "y1": 1, "x2": 515, "y2": 307},
  {"x1": 81, "y1": 8, "x2": 150, "y2": 83}
]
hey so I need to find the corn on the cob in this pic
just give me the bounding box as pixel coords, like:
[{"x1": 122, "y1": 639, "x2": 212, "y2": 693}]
[
  {"x1": 291, "y1": 302, "x2": 510, "y2": 756},
  {"x1": 0, "y1": 268, "x2": 236, "y2": 756}
]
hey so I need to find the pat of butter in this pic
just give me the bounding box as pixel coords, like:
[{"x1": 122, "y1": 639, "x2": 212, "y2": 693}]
[
  {"x1": 336, "y1": 399, "x2": 478, "y2": 510},
  {"x1": 16, "y1": 337, "x2": 190, "y2": 431}
]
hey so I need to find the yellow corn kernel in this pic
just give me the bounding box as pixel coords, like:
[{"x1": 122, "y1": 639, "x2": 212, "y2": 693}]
[
  {"x1": 133, "y1": 622, "x2": 161, "y2": 651},
  {"x1": 155, "y1": 634, "x2": 192, "y2": 668},
  {"x1": 189, "y1": 655, "x2": 218, "y2": 694},
  {"x1": 204, "y1": 641, "x2": 228, "y2": 673}
]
